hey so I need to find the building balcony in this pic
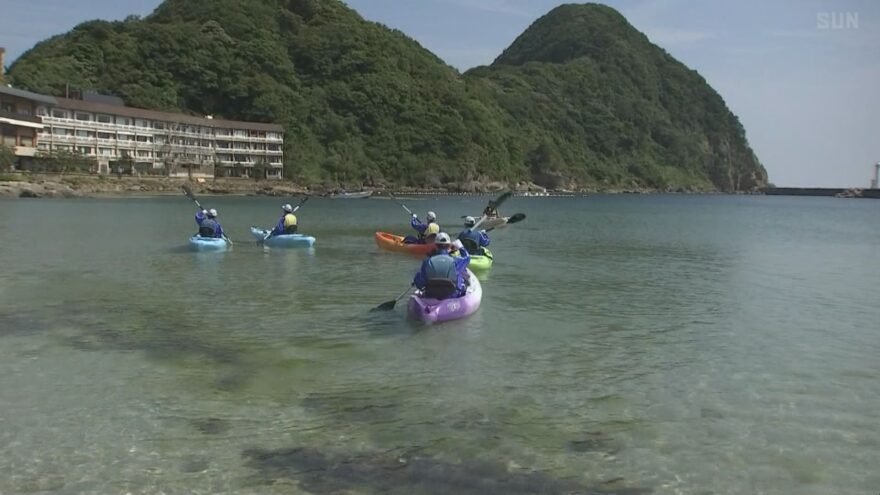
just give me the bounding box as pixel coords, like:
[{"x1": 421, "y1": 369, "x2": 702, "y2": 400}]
[
  {"x1": 13, "y1": 145, "x2": 38, "y2": 157},
  {"x1": 0, "y1": 108, "x2": 44, "y2": 128},
  {"x1": 42, "y1": 116, "x2": 141, "y2": 131}
]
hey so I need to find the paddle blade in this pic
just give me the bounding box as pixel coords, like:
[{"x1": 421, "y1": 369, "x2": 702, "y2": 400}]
[
  {"x1": 371, "y1": 300, "x2": 398, "y2": 312},
  {"x1": 506, "y1": 213, "x2": 526, "y2": 224},
  {"x1": 492, "y1": 191, "x2": 513, "y2": 207}
]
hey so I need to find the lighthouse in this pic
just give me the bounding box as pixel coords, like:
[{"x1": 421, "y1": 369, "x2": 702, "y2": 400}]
[{"x1": 872, "y1": 162, "x2": 880, "y2": 189}]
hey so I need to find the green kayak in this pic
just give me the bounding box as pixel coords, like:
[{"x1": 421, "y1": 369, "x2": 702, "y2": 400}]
[{"x1": 468, "y1": 247, "x2": 494, "y2": 272}]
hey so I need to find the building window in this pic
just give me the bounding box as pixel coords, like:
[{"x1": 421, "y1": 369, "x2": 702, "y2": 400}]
[
  {"x1": 117, "y1": 117, "x2": 131, "y2": 126},
  {"x1": 153, "y1": 122, "x2": 165, "y2": 130},
  {"x1": 76, "y1": 130, "x2": 95, "y2": 138},
  {"x1": 77, "y1": 146, "x2": 93, "y2": 155},
  {"x1": 1, "y1": 102, "x2": 13, "y2": 112},
  {"x1": 75, "y1": 112, "x2": 92, "y2": 121},
  {"x1": 97, "y1": 114, "x2": 112, "y2": 123},
  {"x1": 52, "y1": 109, "x2": 67, "y2": 119},
  {"x1": 99, "y1": 148, "x2": 113, "y2": 156},
  {"x1": 97, "y1": 132, "x2": 113, "y2": 140}
]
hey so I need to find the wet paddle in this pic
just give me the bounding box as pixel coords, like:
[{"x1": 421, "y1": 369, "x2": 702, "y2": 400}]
[
  {"x1": 182, "y1": 184, "x2": 233, "y2": 246},
  {"x1": 261, "y1": 195, "x2": 310, "y2": 243},
  {"x1": 387, "y1": 192, "x2": 414, "y2": 216},
  {"x1": 371, "y1": 285, "x2": 414, "y2": 312},
  {"x1": 485, "y1": 213, "x2": 526, "y2": 232}
]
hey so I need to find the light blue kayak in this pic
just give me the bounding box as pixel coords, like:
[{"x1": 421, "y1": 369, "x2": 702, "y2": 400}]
[
  {"x1": 250, "y1": 227, "x2": 316, "y2": 248},
  {"x1": 189, "y1": 235, "x2": 229, "y2": 252}
]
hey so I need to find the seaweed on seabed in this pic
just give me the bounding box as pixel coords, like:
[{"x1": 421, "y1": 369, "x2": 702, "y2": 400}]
[{"x1": 243, "y1": 446, "x2": 651, "y2": 495}]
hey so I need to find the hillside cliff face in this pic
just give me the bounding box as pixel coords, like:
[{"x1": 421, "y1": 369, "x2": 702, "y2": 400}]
[{"x1": 8, "y1": 0, "x2": 767, "y2": 191}]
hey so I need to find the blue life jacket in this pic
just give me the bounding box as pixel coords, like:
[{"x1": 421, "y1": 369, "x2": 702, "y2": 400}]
[
  {"x1": 425, "y1": 254, "x2": 457, "y2": 283},
  {"x1": 198, "y1": 218, "x2": 221, "y2": 237},
  {"x1": 458, "y1": 229, "x2": 485, "y2": 253}
]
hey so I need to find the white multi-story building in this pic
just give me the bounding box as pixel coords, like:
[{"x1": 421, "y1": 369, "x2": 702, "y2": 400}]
[{"x1": 1, "y1": 85, "x2": 283, "y2": 178}]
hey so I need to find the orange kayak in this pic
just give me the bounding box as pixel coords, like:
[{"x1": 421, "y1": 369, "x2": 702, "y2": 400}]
[{"x1": 374, "y1": 232, "x2": 435, "y2": 257}]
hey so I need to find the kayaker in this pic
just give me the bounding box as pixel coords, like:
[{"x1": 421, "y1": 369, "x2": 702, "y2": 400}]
[
  {"x1": 405, "y1": 211, "x2": 440, "y2": 244},
  {"x1": 413, "y1": 233, "x2": 471, "y2": 299},
  {"x1": 269, "y1": 203, "x2": 298, "y2": 236},
  {"x1": 457, "y1": 216, "x2": 490, "y2": 254},
  {"x1": 195, "y1": 208, "x2": 224, "y2": 238},
  {"x1": 483, "y1": 201, "x2": 500, "y2": 218}
]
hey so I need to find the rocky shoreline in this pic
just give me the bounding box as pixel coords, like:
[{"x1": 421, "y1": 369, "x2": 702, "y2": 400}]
[{"x1": 0, "y1": 173, "x2": 724, "y2": 199}]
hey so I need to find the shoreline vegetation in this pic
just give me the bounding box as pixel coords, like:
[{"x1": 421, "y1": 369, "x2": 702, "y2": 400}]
[
  {"x1": 7, "y1": 2, "x2": 768, "y2": 194},
  {"x1": 0, "y1": 172, "x2": 751, "y2": 199}
]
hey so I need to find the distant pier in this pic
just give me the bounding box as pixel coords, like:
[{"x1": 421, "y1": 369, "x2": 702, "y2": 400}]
[{"x1": 763, "y1": 187, "x2": 880, "y2": 199}]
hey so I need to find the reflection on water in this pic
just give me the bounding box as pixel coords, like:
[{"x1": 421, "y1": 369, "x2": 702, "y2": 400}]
[{"x1": 0, "y1": 195, "x2": 878, "y2": 494}]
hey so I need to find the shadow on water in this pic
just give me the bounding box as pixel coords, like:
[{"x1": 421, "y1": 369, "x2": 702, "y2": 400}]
[{"x1": 242, "y1": 446, "x2": 650, "y2": 495}]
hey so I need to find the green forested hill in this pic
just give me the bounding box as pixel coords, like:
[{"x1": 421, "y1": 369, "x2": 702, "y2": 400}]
[{"x1": 7, "y1": 0, "x2": 767, "y2": 191}]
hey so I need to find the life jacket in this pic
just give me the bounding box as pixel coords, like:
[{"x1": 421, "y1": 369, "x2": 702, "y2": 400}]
[
  {"x1": 458, "y1": 229, "x2": 482, "y2": 253},
  {"x1": 423, "y1": 253, "x2": 459, "y2": 299},
  {"x1": 419, "y1": 222, "x2": 440, "y2": 242},
  {"x1": 199, "y1": 218, "x2": 220, "y2": 237},
  {"x1": 283, "y1": 213, "x2": 298, "y2": 234}
]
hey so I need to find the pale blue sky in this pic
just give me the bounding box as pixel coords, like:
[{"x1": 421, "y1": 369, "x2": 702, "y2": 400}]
[{"x1": 1, "y1": 0, "x2": 877, "y2": 187}]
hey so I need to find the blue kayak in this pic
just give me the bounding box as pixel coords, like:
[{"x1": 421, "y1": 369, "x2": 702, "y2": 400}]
[
  {"x1": 250, "y1": 227, "x2": 316, "y2": 248},
  {"x1": 189, "y1": 235, "x2": 229, "y2": 252}
]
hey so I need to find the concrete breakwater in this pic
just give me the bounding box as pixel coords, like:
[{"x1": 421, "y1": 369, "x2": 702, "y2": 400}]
[{"x1": 763, "y1": 187, "x2": 880, "y2": 199}]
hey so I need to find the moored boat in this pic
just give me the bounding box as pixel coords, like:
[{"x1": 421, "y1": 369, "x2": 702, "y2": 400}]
[{"x1": 329, "y1": 190, "x2": 373, "y2": 199}]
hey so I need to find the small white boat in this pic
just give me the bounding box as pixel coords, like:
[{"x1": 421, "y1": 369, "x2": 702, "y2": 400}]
[{"x1": 328, "y1": 190, "x2": 373, "y2": 199}]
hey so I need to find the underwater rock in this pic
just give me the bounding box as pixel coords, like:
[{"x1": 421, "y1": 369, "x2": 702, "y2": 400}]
[
  {"x1": 190, "y1": 417, "x2": 231, "y2": 435},
  {"x1": 243, "y1": 446, "x2": 650, "y2": 495}
]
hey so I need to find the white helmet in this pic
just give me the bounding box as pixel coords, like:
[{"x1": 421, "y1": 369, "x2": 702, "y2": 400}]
[
  {"x1": 434, "y1": 232, "x2": 451, "y2": 245},
  {"x1": 282, "y1": 204, "x2": 293, "y2": 213},
  {"x1": 426, "y1": 211, "x2": 436, "y2": 221},
  {"x1": 464, "y1": 216, "x2": 476, "y2": 227},
  {"x1": 207, "y1": 208, "x2": 218, "y2": 218}
]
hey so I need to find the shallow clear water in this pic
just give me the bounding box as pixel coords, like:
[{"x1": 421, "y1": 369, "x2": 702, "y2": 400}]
[{"x1": 0, "y1": 194, "x2": 878, "y2": 494}]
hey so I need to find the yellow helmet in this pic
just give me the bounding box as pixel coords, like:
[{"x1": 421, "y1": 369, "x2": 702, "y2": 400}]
[{"x1": 425, "y1": 222, "x2": 440, "y2": 235}]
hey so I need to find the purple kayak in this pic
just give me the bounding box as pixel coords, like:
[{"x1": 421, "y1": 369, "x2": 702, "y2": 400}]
[{"x1": 407, "y1": 269, "x2": 482, "y2": 324}]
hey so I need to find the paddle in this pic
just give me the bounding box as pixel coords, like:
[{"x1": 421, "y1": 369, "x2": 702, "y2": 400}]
[
  {"x1": 387, "y1": 191, "x2": 414, "y2": 216},
  {"x1": 261, "y1": 195, "x2": 310, "y2": 243},
  {"x1": 484, "y1": 213, "x2": 526, "y2": 232},
  {"x1": 182, "y1": 184, "x2": 233, "y2": 246},
  {"x1": 371, "y1": 285, "x2": 414, "y2": 312},
  {"x1": 471, "y1": 191, "x2": 513, "y2": 231}
]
